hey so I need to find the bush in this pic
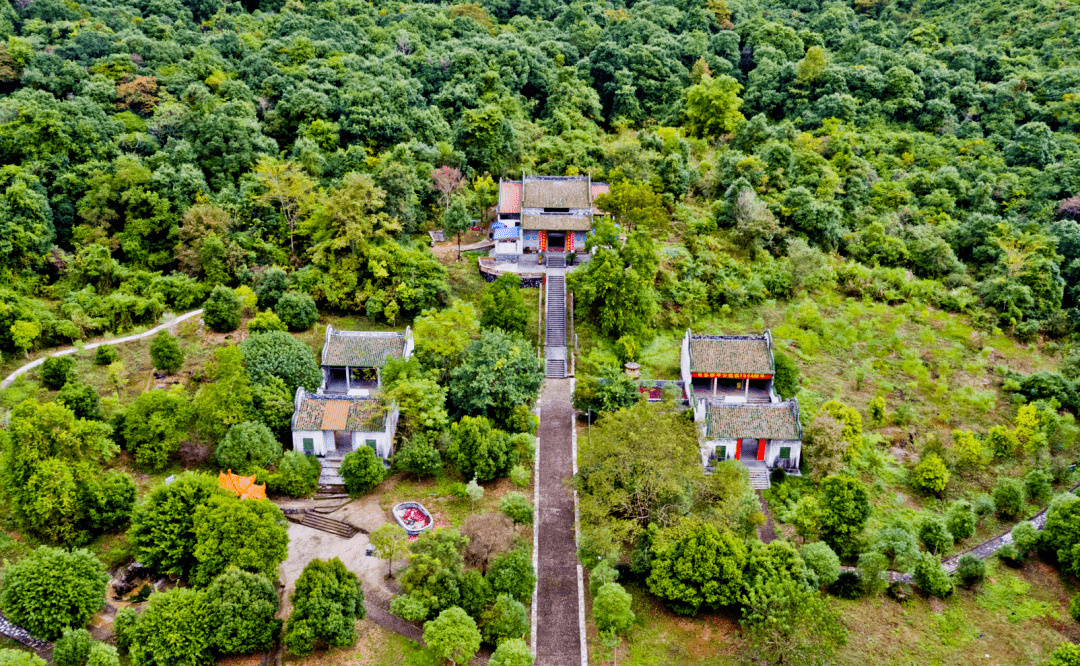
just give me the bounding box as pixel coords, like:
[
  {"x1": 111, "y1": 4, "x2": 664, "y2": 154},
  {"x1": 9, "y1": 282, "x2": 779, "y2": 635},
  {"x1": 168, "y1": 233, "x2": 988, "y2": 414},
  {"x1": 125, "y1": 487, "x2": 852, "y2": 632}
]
[
  {"x1": 205, "y1": 569, "x2": 281, "y2": 655},
  {"x1": 0, "y1": 547, "x2": 107, "y2": 640},
  {"x1": 256, "y1": 267, "x2": 288, "y2": 310},
  {"x1": 239, "y1": 331, "x2": 322, "y2": 393},
  {"x1": 997, "y1": 543, "x2": 1023, "y2": 567},
  {"x1": 910, "y1": 453, "x2": 950, "y2": 497},
  {"x1": 770, "y1": 467, "x2": 787, "y2": 485},
  {"x1": 993, "y1": 478, "x2": 1026, "y2": 519},
  {"x1": 395, "y1": 435, "x2": 442, "y2": 479},
  {"x1": 129, "y1": 472, "x2": 221, "y2": 578},
  {"x1": 204, "y1": 285, "x2": 242, "y2": 333},
  {"x1": 53, "y1": 628, "x2": 93, "y2": 666},
  {"x1": 1069, "y1": 593, "x2": 1080, "y2": 622},
  {"x1": 215, "y1": 421, "x2": 282, "y2": 474},
  {"x1": 93, "y1": 345, "x2": 118, "y2": 365},
  {"x1": 423, "y1": 607, "x2": 481, "y2": 666},
  {"x1": 945, "y1": 500, "x2": 976, "y2": 542},
  {"x1": 956, "y1": 554, "x2": 986, "y2": 588},
  {"x1": 274, "y1": 291, "x2": 318, "y2": 332},
  {"x1": 121, "y1": 387, "x2": 193, "y2": 471},
  {"x1": 247, "y1": 310, "x2": 287, "y2": 333},
  {"x1": 818, "y1": 476, "x2": 872, "y2": 560},
  {"x1": 149, "y1": 331, "x2": 184, "y2": 374},
  {"x1": 487, "y1": 548, "x2": 536, "y2": 604},
  {"x1": 499, "y1": 492, "x2": 534, "y2": 525},
  {"x1": 112, "y1": 608, "x2": 137, "y2": 653},
  {"x1": 81, "y1": 469, "x2": 138, "y2": 532},
  {"x1": 481, "y1": 594, "x2": 529, "y2": 645},
  {"x1": 1025, "y1": 468, "x2": 1054, "y2": 506},
  {"x1": 41, "y1": 355, "x2": 75, "y2": 390},
  {"x1": 390, "y1": 594, "x2": 430, "y2": 623},
  {"x1": 57, "y1": 381, "x2": 102, "y2": 420},
  {"x1": 85, "y1": 643, "x2": 119, "y2": 666},
  {"x1": 285, "y1": 559, "x2": 365, "y2": 656},
  {"x1": 339, "y1": 447, "x2": 385, "y2": 496},
  {"x1": 509, "y1": 464, "x2": 530, "y2": 488},
  {"x1": 0, "y1": 650, "x2": 45, "y2": 666},
  {"x1": 593, "y1": 582, "x2": 635, "y2": 635},
  {"x1": 1012, "y1": 521, "x2": 1042, "y2": 555},
  {"x1": 829, "y1": 571, "x2": 861, "y2": 599},
  {"x1": 588, "y1": 560, "x2": 619, "y2": 597},
  {"x1": 128, "y1": 587, "x2": 213, "y2": 666},
  {"x1": 190, "y1": 495, "x2": 290, "y2": 587},
  {"x1": 773, "y1": 350, "x2": 799, "y2": 399},
  {"x1": 800, "y1": 541, "x2": 841, "y2": 589},
  {"x1": 489, "y1": 638, "x2": 533, "y2": 666},
  {"x1": 912, "y1": 554, "x2": 953, "y2": 598},
  {"x1": 266, "y1": 451, "x2": 320, "y2": 497},
  {"x1": 973, "y1": 494, "x2": 996, "y2": 519},
  {"x1": 917, "y1": 515, "x2": 953, "y2": 555},
  {"x1": 447, "y1": 416, "x2": 517, "y2": 483}
]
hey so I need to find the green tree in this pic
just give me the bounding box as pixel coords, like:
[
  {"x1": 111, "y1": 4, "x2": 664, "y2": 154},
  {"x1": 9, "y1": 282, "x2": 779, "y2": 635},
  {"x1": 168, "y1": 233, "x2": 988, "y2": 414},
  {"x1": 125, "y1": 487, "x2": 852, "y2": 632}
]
[
  {"x1": 285, "y1": 559, "x2": 365, "y2": 656},
  {"x1": 993, "y1": 477, "x2": 1026, "y2": 519},
  {"x1": 593, "y1": 582, "x2": 635, "y2": 634},
  {"x1": 127, "y1": 588, "x2": 213, "y2": 666},
  {"x1": 215, "y1": 421, "x2": 282, "y2": 474},
  {"x1": 274, "y1": 291, "x2": 318, "y2": 332},
  {"x1": 773, "y1": 350, "x2": 800, "y2": 400},
  {"x1": 799, "y1": 541, "x2": 840, "y2": 589},
  {"x1": 955, "y1": 554, "x2": 986, "y2": 588},
  {"x1": 1042, "y1": 495, "x2": 1080, "y2": 576},
  {"x1": 443, "y1": 196, "x2": 471, "y2": 261},
  {"x1": 41, "y1": 355, "x2": 75, "y2": 390},
  {"x1": 85, "y1": 643, "x2": 118, "y2": 666},
  {"x1": 448, "y1": 329, "x2": 543, "y2": 429},
  {"x1": 593, "y1": 181, "x2": 668, "y2": 234},
  {"x1": 247, "y1": 311, "x2": 287, "y2": 334},
  {"x1": 817, "y1": 476, "x2": 871, "y2": 560},
  {"x1": 94, "y1": 345, "x2": 118, "y2": 366},
  {"x1": 0, "y1": 547, "x2": 107, "y2": 640},
  {"x1": 684, "y1": 74, "x2": 745, "y2": 139},
  {"x1": 339, "y1": 447, "x2": 385, "y2": 496},
  {"x1": 805, "y1": 414, "x2": 847, "y2": 481},
  {"x1": 1044, "y1": 642, "x2": 1080, "y2": 665},
  {"x1": 203, "y1": 286, "x2": 242, "y2": 333},
  {"x1": 370, "y1": 523, "x2": 410, "y2": 578},
  {"x1": 193, "y1": 346, "x2": 253, "y2": 444},
  {"x1": 148, "y1": 331, "x2": 184, "y2": 375},
  {"x1": 121, "y1": 387, "x2": 193, "y2": 471},
  {"x1": 129, "y1": 472, "x2": 223, "y2": 578},
  {"x1": 741, "y1": 575, "x2": 847, "y2": 665},
  {"x1": 488, "y1": 638, "x2": 533, "y2": 666},
  {"x1": 0, "y1": 651, "x2": 44, "y2": 666},
  {"x1": 385, "y1": 375, "x2": 448, "y2": 441},
  {"x1": 647, "y1": 518, "x2": 747, "y2": 615},
  {"x1": 53, "y1": 628, "x2": 93, "y2": 666},
  {"x1": 480, "y1": 273, "x2": 528, "y2": 337},
  {"x1": 204, "y1": 569, "x2": 281, "y2": 656},
  {"x1": 266, "y1": 451, "x2": 321, "y2": 498},
  {"x1": 499, "y1": 492, "x2": 534, "y2": 525},
  {"x1": 423, "y1": 607, "x2": 482, "y2": 666},
  {"x1": 394, "y1": 435, "x2": 443, "y2": 479},
  {"x1": 916, "y1": 515, "x2": 953, "y2": 555},
  {"x1": 945, "y1": 500, "x2": 976, "y2": 542},
  {"x1": 57, "y1": 381, "x2": 102, "y2": 420},
  {"x1": 240, "y1": 331, "x2": 322, "y2": 393},
  {"x1": 81, "y1": 469, "x2": 137, "y2": 533},
  {"x1": 412, "y1": 302, "x2": 480, "y2": 380},
  {"x1": 482, "y1": 594, "x2": 528, "y2": 645},
  {"x1": 912, "y1": 553, "x2": 953, "y2": 598},
  {"x1": 10, "y1": 320, "x2": 38, "y2": 359},
  {"x1": 568, "y1": 247, "x2": 657, "y2": 340},
  {"x1": 191, "y1": 495, "x2": 289, "y2": 587},
  {"x1": 910, "y1": 453, "x2": 950, "y2": 497},
  {"x1": 446, "y1": 417, "x2": 516, "y2": 483},
  {"x1": 1025, "y1": 468, "x2": 1054, "y2": 506},
  {"x1": 952, "y1": 430, "x2": 984, "y2": 470},
  {"x1": 486, "y1": 547, "x2": 536, "y2": 604}
]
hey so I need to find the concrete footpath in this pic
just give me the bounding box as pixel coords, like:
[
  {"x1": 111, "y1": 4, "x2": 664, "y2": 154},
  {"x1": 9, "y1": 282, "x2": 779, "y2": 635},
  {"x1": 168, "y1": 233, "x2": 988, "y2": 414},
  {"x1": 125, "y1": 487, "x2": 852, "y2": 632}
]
[{"x1": 533, "y1": 378, "x2": 586, "y2": 666}]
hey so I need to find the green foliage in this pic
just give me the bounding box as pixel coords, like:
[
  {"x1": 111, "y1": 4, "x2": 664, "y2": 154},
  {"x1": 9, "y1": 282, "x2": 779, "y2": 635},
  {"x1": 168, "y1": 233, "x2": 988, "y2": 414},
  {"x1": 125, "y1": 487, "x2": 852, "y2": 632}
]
[
  {"x1": 129, "y1": 472, "x2": 223, "y2": 578},
  {"x1": 588, "y1": 560, "x2": 619, "y2": 597},
  {"x1": 593, "y1": 582, "x2": 635, "y2": 635},
  {"x1": 799, "y1": 541, "x2": 841, "y2": 589},
  {"x1": 1044, "y1": 642, "x2": 1080, "y2": 666},
  {"x1": 817, "y1": 476, "x2": 871, "y2": 560},
  {"x1": 57, "y1": 380, "x2": 101, "y2": 420},
  {"x1": 85, "y1": 643, "x2": 118, "y2": 666},
  {"x1": 121, "y1": 387, "x2": 193, "y2": 471},
  {"x1": 424, "y1": 607, "x2": 481, "y2": 666},
  {"x1": 1070, "y1": 594, "x2": 1080, "y2": 623},
  {"x1": 987, "y1": 426, "x2": 1021, "y2": 458},
  {"x1": 1012, "y1": 521, "x2": 1042, "y2": 556},
  {"x1": 993, "y1": 478, "x2": 1027, "y2": 519},
  {"x1": 339, "y1": 447, "x2": 385, "y2": 496},
  {"x1": 41, "y1": 355, "x2": 75, "y2": 390},
  {"x1": 0, "y1": 546, "x2": 107, "y2": 640},
  {"x1": 285, "y1": 558, "x2": 365, "y2": 656},
  {"x1": 112, "y1": 608, "x2": 137, "y2": 653},
  {"x1": 481, "y1": 594, "x2": 528, "y2": 645},
  {"x1": 956, "y1": 555, "x2": 986, "y2": 588},
  {"x1": 190, "y1": 495, "x2": 289, "y2": 587},
  {"x1": 127, "y1": 588, "x2": 213, "y2": 666},
  {"x1": 0, "y1": 650, "x2": 44, "y2": 666},
  {"x1": 488, "y1": 638, "x2": 534, "y2": 666},
  {"x1": 740, "y1": 574, "x2": 848, "y2": 666},
  {"x1": 274, "y1": 291, "x2": 318, "y2": 332},
  {"x1": 394, "y1": 435, "x2": 443, "y2": 479},
  {"x1": 1025, "y1": 468, "x2": 1054, "y2": 506},
  {"x1": 572, "y1": 374, "x2": 640, "y2": 418},
  {"x1": 684, "y1": 74, "x2": 744, "y2": 139},
  {"x1": 499, "y1": 491, "x2": 534, "y2": 525},
  {"x1": 509, "y1": 464, "x2": 530, "y2": 489},
  {"x1": 385, "y1": 375, "x2": 449, "y2": 440},
  {"x1": 916, "y1": 515, "x2": 953, "y2": 555},
  {"x1": 193, "y1": 346, "x2": 253, "y2": 444},
  {"x1": 215, "y1": 421, "x2": 282, "y2": 475},
  {"x1": 569, "y1": 245, "x2": 657, "y2": 340},
  {"x1": 204, "y1": 569, "x2": 281, "y2": 656},
  {"x1": 240, "y1": 331, "x2": 322, "y2": 393},
  {"x1": 647, "y1": 518, "x2": 747, "y2": 615},
  {"x1": 868, "y1": 396, "x2": 887, "y2": 428},
  {"x1": 486, "y1": 547, "x2": 536, "y2": 604},
  {"x1": 773, "y1": 350, "x2": 800, "y2": 400},
  {"x1": 148, "y1": 331, "x2": 184, "y2": 374},
  {"x1": 93, "y1": 345, "x2": 118, "y2": 366},
  {"x1": 370, "y1": 523, "x2": 410, "y2": 578},
  {"x1": 447, "y1": 416, "x2": 516, "y2": 484},
  {"x1": 81, "y1": 469, "x2": 137, "y2": 533},
  {"x1": 203, "y1": 286, "x2": 242, "y2": 333},
  {"x1": 912, "y1": 554, "x2": 953, "y2": 599},
  {"x1": 53, "y1": 628, "x2": 93, "y2": 666},
  {"x1": 480, "y1": 273, "x2": 528, "y2": 337},
  {"x1": 246, "y1": 311, "x2": 287, "y2": 334},
  {"x1": 448, "y1": 329, "x2": 543, "y2": 429},
  {"x1": 1043, "y1": 495, "x2": 1080, "y2": 577},
  {"x1": 390, "y1": 594, "x2": 430, "y2": 623},
  {"x1": 265, "y1": 451, "x2": 320, "y2": 498},
  {"x1": 945, "y1": 500, "x2": 976, "y2": 542},
  {"x1": 910, "y1": 453, "x2": 950, "y2": 497}
]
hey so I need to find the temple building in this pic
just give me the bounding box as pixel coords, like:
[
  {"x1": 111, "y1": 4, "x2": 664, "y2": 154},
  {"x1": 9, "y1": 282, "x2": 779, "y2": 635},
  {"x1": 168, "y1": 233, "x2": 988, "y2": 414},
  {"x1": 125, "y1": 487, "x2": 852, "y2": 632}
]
[
  {"x1": 680, "y1": 329, "x2": 777, "y2": 406},
  {"x1": 699, "y1": 400, "x2": 803, "y2": 472},
  {"x1": 290, "y1": 388, "x2": 399, "y2": 461},
  {"x1": 320, "y1": 326, "x2": 413, "y2": 392},
  {"x1": 493, "y1": 175, "x2": 609, "y2": 257}
]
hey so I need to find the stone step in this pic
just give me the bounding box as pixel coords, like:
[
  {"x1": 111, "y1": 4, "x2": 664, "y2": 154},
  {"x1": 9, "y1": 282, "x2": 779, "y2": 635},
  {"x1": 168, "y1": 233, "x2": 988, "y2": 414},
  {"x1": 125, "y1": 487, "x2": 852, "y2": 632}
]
[
  {"x1": 746, "y1": 468, "x2": 771, "y2": 490},
  {"x1": 545, "y1": 359, "x2": 566, "y2": 378}
]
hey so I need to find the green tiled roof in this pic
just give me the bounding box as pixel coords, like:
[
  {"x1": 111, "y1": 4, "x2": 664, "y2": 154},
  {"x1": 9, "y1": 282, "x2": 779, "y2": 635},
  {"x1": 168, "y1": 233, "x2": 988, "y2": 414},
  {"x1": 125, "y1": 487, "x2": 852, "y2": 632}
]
[
  {"x1": 294, "y1": 394, "x2": 387, "y2": 431},
  {"x1": 690, "y1": 335, "x2": 773, "y2": 375},
  {"x1": 323, "y1": 332, "x2": 405, "y2": 367},
  {"x1": 706, "y1": 401, "x2": 801, "y2": 440},
  {"x1": 521, "y1": 214, "x2": 593, "y2": 231},
  {"x1": 523, "y1": 177, "x2": 591, "y2": 208}
]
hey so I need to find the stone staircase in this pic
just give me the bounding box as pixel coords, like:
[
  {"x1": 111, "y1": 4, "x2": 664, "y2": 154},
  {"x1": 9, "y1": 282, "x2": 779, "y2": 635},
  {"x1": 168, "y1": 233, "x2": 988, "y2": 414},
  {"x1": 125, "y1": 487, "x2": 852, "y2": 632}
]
[
  {"x1": 745, "y1": 464, "x2": 771, "y2": 490},
  {"x1": 544, "y1": 270, "x2": 567, "y2": 378},
  {"x1": 318, "y1": 453, "x2": 346, "y2": 494},
  {"x1": 282, "y1": 509, "x2": 360, "y2": 539},
  {"x1": 546, "y1": 253, "x2": 566, "y2": 269}
]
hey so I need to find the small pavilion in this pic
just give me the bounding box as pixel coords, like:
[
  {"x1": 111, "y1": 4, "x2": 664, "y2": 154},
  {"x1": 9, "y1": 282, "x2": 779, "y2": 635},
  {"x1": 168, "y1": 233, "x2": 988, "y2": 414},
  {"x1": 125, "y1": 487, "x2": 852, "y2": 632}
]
[{"x1": 320, "y1": 326, "x2": 414, "y2": 393}]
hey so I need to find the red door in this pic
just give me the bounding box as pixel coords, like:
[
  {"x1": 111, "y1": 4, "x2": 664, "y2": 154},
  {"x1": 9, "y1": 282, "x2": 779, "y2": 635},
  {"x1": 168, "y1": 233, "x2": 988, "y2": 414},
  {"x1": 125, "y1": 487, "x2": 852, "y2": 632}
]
[
  {"x1": 735, "y1": 439, "x2": 741, "y2": 461},
  {"x1": 757, "y1": 438, "x2": 766, "y2": 461}
]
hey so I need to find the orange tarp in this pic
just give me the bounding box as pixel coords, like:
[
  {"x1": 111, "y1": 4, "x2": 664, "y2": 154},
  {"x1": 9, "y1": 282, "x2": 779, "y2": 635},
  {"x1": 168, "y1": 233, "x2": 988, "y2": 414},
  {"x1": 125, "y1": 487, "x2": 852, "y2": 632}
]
[{"x1": 218, "y1": 470, "x2": 267, "y2": 500}]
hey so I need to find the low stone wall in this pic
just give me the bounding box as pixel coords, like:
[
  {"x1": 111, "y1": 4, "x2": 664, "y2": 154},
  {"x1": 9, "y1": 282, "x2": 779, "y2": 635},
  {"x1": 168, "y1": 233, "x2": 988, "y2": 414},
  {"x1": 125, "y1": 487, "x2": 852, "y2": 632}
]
[
  {"x1": 478, "y1": 258, "x2": 545, "y2": 288},
  {"x1": 0, "y1": 612, "x2": 52, "y2": 653}
]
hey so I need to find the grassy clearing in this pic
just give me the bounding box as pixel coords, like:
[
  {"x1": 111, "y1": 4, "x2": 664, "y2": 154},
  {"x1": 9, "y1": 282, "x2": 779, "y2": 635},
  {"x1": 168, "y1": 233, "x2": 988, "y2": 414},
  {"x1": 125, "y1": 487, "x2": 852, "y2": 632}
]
[{"x1": 281, "y1": 619, "x2": 427, "y2": 666}]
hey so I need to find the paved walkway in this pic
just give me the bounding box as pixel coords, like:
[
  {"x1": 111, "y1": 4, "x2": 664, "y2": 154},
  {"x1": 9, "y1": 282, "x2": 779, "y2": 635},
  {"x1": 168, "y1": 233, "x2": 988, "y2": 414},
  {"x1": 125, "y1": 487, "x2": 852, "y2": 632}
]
[
  {"x1": 534, "y1": 378, "x2": 584, "y2": 666},
  {"x1": 0, "y1": 309, "x2": 205, "y2": 389}
]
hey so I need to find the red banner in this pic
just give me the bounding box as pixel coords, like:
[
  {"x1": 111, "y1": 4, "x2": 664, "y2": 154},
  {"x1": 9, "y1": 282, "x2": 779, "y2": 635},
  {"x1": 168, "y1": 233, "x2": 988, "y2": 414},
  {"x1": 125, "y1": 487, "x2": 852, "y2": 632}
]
[{"x1": 692, "y1": 373, "x2": 772, "y2": 379}]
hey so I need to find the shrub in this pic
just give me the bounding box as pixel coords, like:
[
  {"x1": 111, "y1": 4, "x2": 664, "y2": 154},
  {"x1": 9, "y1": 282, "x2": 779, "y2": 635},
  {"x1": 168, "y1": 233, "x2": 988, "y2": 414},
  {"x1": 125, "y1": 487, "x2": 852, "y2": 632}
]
[
  {"x1": 1025, "y1": 468, "x2": 1054, "y2": 506},
  {"x1": 112, "y1": 607, "x2": 137, "y2": 653},
  {"x1": 266, "y1": 451, "x2": 320, "y2": 497},
  {"x1": 128, "y1": 472, "x2": 221, "y2": 578},
  {"x1": 274, "y1": 291, "x2": 318, "y2": 332},
  {"x1": 588, "y1": 560, "x2": 619, "y2": 597},
  {"x1": 0, "y1": 650, "x2": 45, "y2": 666},
  {"x1": 239, "y1": 331, "x2": 322, "y2": 392},
  {"x1": 121, "y1": 387, "x2": 193, "y2": 471},
  {"x1": 423, "y1": 607, "x2": 481, "y2": 666},
  {"x1": 204, "y1": 569, "x2": 281, "y2": 655},
  {"x1": 482, "y1": 594, "x2": 528, "y2": 645},
  {"x1": 509, "y1": 464, "x2": 530, "y2": 488},
  {"x1": 868, "y1": 395, "x2": 887, "y2": 427},
  {"x1": 149, "y1": 331, "x2": 184, "y2": 374},
  {"x1": 1069, "y1": 593, "x2": 1080, "y2": 623},
  {"x1": 41, "y1": 355, "x2": 75, "y2": 390},
  {"x1": 247, "y1": 310, "x2": 287, "y2": 334},
  {"x1": 256, "y1": 268, "x2": 288, "y2": 309},
  {"x1": 910, "y1": 453, "x2": 950, "y2": 496},
  {"x1": 203, "y1": 285, "x2": 242, "y2": 333},
  {"x1": 773, "y1": 350, "x2": 800, "y2": 399},
  {"x1": 215, "y1": 421, "x2": 282, "y2": 474},
  {"x1": 81, "y1": 469, "x2": 138, "y2": 532},
  {"x1": 987, "y1": 425, "x2": 1020, "y2": 457},
  {"x1": 390, "y1": 593, "x2": 430, "y2": 622},
  {"x1": 912, "y1": 554, "x2": 953, "y2": 598},
  {"x1": 993, "y1": 478, "x2": 1026, "y2": 519},
  {"x1": 973, "y1": 494, "x2": 996, "y2": 519},
  {"x1": 997, "y1": 543, "x2": 1023, "y2": 567},
  {"x1": 93, "y1": 345, "x2": 118, "y2": 365},
  {"x1": 1012, "y1": 521, "x2": 1042, "y2": 555},
  {"x1": 487, "y1": 548, "x2": 536, "y2": 604},
  {"x1": 0, "y1": 547, "x2": 107, "y2": 640},
  {"x1": 593, "y1": 582, "x2": 635, "y2": 635},
  {"x1": 53, "y1": 628, "x2": 93, "y2": 666},
  {"x1": 945, "y1": 500, "x2": 976, "y2": 542},
  {"x1": 829, "y1": 571, "x2": 861, "y2": 599},
  {"x1": 955, "y1": 554, "x2": 986, "y2": 588},
  {"x1": 85, "y1": 643, "x2": 119, "y2": 666},
  {"x1": 339, "y1": 447, "x2": 385, "y2": 496},
  {"x1": 499, "y1": 492, "x2": 534, "y2": 525},
  {"x1": 489, "y1": 638, "x2": 533, "y2": 666},
  {"x1": 190, "y1": 495, "x2": 290, "y2": 587},
  {"x1": 127, "y1": 587, "x2": 213, "y2": 666},
  {"x1": 395, "y1": 435, "x2": 442, "y2": 479},
  {"x1": 285, "y1": 559, "x2": 365, "y2": 656},
  {"x1": 918, "y1": 515, "x2": 953, "y2": 555},
  {"x1": 818, "y1": 476, "x2": 872, "y2": 560},
  {"x1": 800, "y1": 541, "x2": 840, "y2": 589},
  {"x1": 57, "y1": 381, "x2": 101, "y2": 420}
]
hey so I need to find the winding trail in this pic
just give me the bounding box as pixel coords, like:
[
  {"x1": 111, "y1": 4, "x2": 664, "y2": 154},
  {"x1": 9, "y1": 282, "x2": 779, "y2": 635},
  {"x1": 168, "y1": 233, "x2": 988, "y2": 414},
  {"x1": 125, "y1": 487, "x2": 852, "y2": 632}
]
[{"x1": 0, "y1": 309, "x2": 205, "y2": 390}]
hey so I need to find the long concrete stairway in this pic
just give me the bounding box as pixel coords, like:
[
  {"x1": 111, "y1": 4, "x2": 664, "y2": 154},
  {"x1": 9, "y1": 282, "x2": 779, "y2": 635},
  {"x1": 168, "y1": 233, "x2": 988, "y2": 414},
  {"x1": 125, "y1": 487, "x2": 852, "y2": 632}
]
[{"x1": 544, "y1": 261, "x2": 567, "y2": 378}]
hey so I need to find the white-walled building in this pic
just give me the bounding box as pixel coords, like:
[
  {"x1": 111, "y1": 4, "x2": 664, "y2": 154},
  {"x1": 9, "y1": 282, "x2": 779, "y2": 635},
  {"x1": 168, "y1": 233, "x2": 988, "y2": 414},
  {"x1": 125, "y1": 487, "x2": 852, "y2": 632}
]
[{"x1": 290, "y1": 388, "x2": 399, "y2": 461}]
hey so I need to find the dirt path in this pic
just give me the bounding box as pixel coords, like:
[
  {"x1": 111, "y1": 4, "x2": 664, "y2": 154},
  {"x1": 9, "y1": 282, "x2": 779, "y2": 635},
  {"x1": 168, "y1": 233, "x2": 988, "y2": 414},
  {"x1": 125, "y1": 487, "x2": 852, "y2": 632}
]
[
  {"x1": 756, "y1": 491, "x2": 777, "y2": 544},
  {"x1": 534, "y1": 378, "x2": 584, "y2": 666},
  {"x1": 0, "y1": 308, "x2": 205, "y2": 389}
]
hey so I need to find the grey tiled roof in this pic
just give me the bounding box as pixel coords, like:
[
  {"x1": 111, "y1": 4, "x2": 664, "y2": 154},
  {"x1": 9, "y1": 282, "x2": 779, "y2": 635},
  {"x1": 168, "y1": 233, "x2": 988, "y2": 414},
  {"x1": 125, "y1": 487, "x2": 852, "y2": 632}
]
[
  {"x1": 523, "y1": 177, "x2": 591, "y2": 208},
  {"x1": 323, "y1": 331, "x2": 405, "y2": 367},
  {"x1": 521, "y1": 214, "x2": 593, "y2": 231},
  {"x1": 690, "y1": 334, "x2": 773, "y2": 375},
  {"x1": 294, "y1": 394, "x2": 387, "y2": 431},
  {"x1": 706, "y1": 401, "x2": 801, "y2": 440}
]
